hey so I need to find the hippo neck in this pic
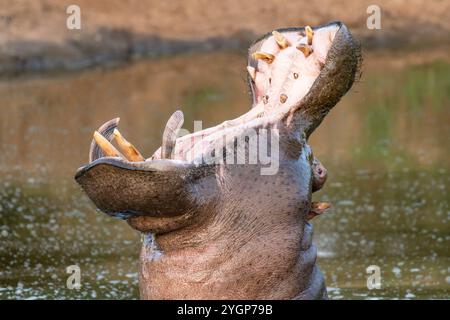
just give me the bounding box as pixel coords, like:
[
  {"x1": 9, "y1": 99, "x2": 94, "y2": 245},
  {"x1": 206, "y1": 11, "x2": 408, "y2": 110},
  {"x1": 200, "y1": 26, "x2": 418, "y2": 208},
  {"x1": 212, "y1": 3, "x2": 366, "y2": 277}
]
[{"x1": 138, "y1": 208, "x2": 325, "y2": 299}]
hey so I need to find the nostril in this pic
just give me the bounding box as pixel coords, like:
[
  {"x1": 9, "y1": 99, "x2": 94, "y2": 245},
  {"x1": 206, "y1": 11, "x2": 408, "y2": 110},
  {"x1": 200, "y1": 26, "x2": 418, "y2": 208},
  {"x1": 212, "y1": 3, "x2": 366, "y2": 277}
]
[{"x1": 317, "y1": 168, "x2": 322, "y2": 175}]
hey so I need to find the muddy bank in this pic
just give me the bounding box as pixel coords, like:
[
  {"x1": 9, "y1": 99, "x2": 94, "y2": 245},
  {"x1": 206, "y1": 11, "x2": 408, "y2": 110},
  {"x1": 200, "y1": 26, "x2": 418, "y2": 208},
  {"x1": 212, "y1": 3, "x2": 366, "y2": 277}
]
[
  {"x1": 0, "y1": 29, "x2": 254, "y2": 75},
  {"x1": 1, "y1": 0, "x2": 449, "y2": 74}
]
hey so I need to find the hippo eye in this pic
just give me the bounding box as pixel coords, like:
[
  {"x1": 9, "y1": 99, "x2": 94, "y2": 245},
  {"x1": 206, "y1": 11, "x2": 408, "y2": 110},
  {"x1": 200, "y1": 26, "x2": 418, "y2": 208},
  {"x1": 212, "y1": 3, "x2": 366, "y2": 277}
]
[{"x1": 301, "y1": 132, "x2": 307, "y2": 140}]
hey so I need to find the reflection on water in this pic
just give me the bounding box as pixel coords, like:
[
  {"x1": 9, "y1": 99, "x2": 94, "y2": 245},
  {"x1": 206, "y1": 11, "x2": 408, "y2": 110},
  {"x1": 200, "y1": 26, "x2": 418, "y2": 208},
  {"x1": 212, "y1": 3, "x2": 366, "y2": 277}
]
[{"x1": 0, "y1": 51, "x2": 449, "y2": 299}]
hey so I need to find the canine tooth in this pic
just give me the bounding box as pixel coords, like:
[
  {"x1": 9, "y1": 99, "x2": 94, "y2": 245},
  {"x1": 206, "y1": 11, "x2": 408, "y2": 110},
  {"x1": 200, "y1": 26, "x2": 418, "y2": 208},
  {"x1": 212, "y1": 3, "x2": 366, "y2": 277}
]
[
  {"x1": 272, "y1": 31, "x2": 290, "y2": 49},
  {"x1": 93, "y1": 131, "x2": 123, "y2": 158},
  {"x1": 252, "y1": 52, "x2": 275, "y2": 64},
  {"x1": 113, "y1": 129, "x2": 145, "y2": 162},
  {"x1": 296, "y1": 44, "x2": 313, "y2": 57},
  {"x1": 246, "y1": 66, "x2": 256, "y2": 81},
  {"x1": 280, "y1": 94, "x2": 287, "y2": 103},
  {"x1": 305, "y1": 26, "x2": 314, "y2": 45}
]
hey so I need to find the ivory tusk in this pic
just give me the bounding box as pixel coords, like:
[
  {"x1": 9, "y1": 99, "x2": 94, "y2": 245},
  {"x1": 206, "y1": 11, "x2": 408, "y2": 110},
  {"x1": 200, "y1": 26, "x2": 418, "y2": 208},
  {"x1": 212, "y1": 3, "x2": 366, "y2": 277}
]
[
  {"x1": 162, "y1": 110, "x2": 184, "y2": 159},
  {"x1": 252, "y1": 52, "x2": 275, "y2": 64},
  {"x1": 93, "y1": 131, "x2": 124, "y2": 158},
  {"x1": 113, "y1": 129, "x2": 145, "y2": 162},
  {"x1": 305, "y1": 26, "x2": 314, "y2": 45},
  {"x1": 296, "y1": 44, "x2": 313, "y2": 57},
  {"x1": 272, "y1": 31, "x2": 290, "y2": 49}
]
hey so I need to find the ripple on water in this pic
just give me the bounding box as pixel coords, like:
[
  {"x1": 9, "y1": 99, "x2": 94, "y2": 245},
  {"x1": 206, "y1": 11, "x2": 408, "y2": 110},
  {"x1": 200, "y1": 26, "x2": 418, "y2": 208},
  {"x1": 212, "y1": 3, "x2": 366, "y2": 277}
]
[{"x1": 1, "y1": 54, "x2": 449, "y2": 299}]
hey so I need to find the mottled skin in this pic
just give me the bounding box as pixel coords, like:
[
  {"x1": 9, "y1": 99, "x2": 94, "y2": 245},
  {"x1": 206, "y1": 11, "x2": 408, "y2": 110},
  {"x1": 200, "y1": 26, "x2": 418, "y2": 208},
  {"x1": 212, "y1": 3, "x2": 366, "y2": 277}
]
[{"x1": 75, "y1": 21, "x2": 361, "y2": 299}]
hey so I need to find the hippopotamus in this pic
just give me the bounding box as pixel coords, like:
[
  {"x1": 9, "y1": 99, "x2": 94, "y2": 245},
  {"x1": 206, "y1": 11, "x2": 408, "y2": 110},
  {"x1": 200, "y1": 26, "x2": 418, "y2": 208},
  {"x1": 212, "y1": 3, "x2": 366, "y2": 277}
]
[{"x1": 75, "y1": 21, "x2": 361, "y2": 299}]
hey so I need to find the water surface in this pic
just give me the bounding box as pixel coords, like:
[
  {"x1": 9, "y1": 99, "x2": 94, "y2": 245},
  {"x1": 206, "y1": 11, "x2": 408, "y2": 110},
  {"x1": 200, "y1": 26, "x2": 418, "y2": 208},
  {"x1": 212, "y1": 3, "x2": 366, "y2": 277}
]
[{"x1": 0, "y1": 50, "x2": 449, "y2": 299}]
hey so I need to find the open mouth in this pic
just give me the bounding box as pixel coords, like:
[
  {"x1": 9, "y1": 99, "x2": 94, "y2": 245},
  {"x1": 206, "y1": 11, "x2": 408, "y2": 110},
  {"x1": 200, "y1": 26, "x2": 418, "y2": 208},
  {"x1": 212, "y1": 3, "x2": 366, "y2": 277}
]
[
  {"x1": 249, "y1": 24, "x2": 340, "y2": 108},
  {"x1": 75, "y1": 21, "x2": 360, "y2": 219}
]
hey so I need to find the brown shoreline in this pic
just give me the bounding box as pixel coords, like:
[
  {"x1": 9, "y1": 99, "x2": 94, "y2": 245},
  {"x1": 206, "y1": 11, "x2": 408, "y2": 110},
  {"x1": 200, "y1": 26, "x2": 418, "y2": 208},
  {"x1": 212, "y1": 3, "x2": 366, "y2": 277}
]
[
  {"x1": 3, "y1": 31, "x2": 450, "y2": 77},
  {"x1": 1, "y1": 0, "x2": 449, "y2": 75}
]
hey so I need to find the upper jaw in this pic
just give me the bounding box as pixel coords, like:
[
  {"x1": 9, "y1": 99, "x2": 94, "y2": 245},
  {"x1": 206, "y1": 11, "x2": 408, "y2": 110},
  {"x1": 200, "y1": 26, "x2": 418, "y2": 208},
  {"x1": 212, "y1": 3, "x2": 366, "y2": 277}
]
[
  {"x1": 171, "y1": 21, "x2": 361, "y2": 159},
  {"x1": 81, "y1": 21, "x2": 360, "y2": 167},
  {"x1": 247, "y1": 21, "x2": 344, "y2": 108}
]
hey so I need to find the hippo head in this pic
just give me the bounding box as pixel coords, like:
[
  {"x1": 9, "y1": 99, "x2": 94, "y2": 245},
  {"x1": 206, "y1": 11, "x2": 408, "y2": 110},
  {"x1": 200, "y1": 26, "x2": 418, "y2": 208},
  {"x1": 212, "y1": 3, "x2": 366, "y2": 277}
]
[{"x1": 75, "y1": 21, "x2": 361, "y2": 299}]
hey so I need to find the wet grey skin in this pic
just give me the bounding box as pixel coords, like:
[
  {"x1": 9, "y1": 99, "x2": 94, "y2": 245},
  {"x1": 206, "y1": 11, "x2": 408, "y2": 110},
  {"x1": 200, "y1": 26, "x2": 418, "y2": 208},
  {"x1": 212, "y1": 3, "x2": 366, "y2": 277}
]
[{"x1": 75, "y1": 21, "x2": 361, "y2": 300}]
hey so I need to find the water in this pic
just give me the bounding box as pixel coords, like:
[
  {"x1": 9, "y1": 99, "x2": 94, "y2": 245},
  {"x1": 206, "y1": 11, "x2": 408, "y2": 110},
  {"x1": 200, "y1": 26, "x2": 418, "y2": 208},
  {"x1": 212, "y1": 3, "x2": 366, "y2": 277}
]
[{"x1": 0, "y1": 49, "x2": 449, "y2": 299}]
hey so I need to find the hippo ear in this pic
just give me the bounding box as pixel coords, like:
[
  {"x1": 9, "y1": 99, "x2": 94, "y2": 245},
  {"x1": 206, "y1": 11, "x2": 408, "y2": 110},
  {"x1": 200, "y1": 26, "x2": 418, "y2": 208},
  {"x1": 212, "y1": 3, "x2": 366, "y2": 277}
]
[{"x1": 75, "y1": 158, "x2": 217, "y2": 219}]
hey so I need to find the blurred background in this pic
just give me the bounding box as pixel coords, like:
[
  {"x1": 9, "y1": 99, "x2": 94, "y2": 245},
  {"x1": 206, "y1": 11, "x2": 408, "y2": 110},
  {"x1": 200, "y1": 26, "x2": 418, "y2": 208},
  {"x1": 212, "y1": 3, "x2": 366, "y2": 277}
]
[{"x1": 0, "y1": 0, "x2": 449, "y2": 299}]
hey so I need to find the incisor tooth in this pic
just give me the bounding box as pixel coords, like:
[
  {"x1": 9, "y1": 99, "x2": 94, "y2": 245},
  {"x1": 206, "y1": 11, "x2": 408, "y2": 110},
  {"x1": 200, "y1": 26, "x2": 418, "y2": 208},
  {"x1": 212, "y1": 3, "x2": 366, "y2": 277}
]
[
  {"x1": 252, "y1": 52, "x2": 275, "y2": 64},
  {"x1": 113, "y1": 129, "x2": 145, "y2": 162},
  {"x1": 246, "y1": 66, "x2": 256, "y2": 81},
  {"x1": 305, "y1": 26, "x2": 314, "y2": 45},
  {"x1": 89, "y1": 118, "x2": 120, "y2": 163},
  {"x1": 93, "y1": 131, "x2": 123, "y2": 158},
  {"x1": 296, "y1": 44, "x2": 313, "y2": 57},
  {"x1": 272, "y1": 31, "x2": 290, "y2": 49}
]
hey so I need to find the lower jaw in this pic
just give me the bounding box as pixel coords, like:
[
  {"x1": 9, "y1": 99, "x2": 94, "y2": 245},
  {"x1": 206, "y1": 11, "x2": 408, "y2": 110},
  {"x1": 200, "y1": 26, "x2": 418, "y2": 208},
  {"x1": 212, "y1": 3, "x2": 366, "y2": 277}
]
[{"x1": 127, "y1": 211, "x2": 197, "y2": 234}]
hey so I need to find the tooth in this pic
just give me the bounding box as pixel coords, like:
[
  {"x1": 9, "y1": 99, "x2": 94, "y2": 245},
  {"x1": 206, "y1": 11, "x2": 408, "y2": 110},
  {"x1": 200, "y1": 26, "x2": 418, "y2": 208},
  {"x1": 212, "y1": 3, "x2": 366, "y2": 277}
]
[
  {"x1": 296, "y1": 44, "x2": 313, "y2": 57},
  {"x1": 280, "y1": 94, "x2": 287, "y2": 103},
  {"x1": 272, "y1": 31, "x2": 290, "y2": 49},
  {"x1": 89, "y1": 118, "x2": 120, "y2": 162},
  {"x1": 305, "y1": 26, "x2": 314, "y2": 45},
  {"x1": 162, "y1": 110, "x2": 184, "y2": 159},
  {"x1": 113, "y1": 129, "x2": 145, "y2": 162},
  {"x1": 93, "y1": 131, "x2": 124, "y2": 158},
  {"x1": 246, "y1": 66, "x2": 256, "y2": 81},
  {"x1": 312, "y1": 202, "x2": 331, "y2": 211},
  {"x1": 252, "y1": 52, "x2": 275, "y2": 64},
  {"x1": 307, "y1": 201, "x2": 331, "y2": 220}
]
